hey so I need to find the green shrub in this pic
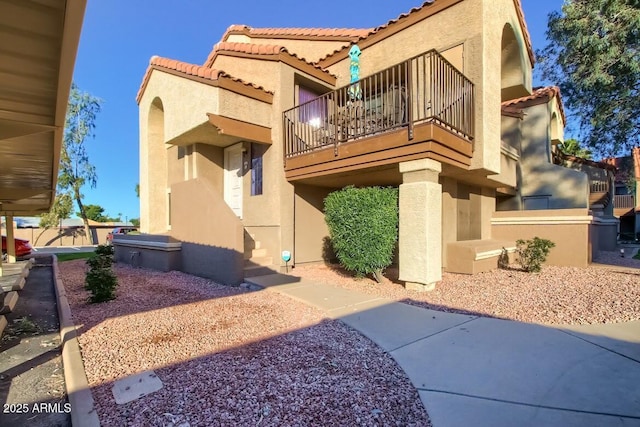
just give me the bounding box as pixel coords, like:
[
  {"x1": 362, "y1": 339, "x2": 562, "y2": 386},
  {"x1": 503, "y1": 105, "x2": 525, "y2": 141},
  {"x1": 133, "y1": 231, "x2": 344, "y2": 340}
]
[
  {"x1": 515, "y1": 237, "x2": 556, "y2": 273},
  {"x1": 94, "y1": 244, "x2": 114, "y2": 257},
  {"x1": 324, "y1": 186, "x2": 398, "y2": 282},
  {"x1": 84, "y1": 244, "x2": 117, "y2": 303}
]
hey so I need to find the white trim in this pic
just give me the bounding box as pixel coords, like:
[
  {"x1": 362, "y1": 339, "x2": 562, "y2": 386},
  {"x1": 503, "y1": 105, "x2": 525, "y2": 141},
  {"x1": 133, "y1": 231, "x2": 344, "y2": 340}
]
[
  {"x1": 491, "y1": 215, "x2": 594, "y2": 225},
  {"x1": 475, "y1": 246, "x2": 516, "y2": 261},
  {"x1": 112, "y1": 239, "x2": 182, "y2": 251}
]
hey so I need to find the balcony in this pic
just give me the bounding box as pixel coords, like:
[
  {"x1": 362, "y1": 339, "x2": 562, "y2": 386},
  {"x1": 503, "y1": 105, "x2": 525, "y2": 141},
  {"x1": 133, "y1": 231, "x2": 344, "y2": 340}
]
[
  {"x1": 589, "y1": 180, "x2": 611, "y2": 208},
  {"x1": 283, "y1": 50, "x2": 475, "y2": 182},
  {"x1": 614, "y1": 194, "x2": 635, "y2": 217}
]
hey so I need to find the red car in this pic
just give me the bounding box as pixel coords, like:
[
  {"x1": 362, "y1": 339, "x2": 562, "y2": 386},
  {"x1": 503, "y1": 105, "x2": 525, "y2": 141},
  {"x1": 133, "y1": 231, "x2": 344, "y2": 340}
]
[{"x1": 2, "y1": 236, "x2": 33, "y2": 257}]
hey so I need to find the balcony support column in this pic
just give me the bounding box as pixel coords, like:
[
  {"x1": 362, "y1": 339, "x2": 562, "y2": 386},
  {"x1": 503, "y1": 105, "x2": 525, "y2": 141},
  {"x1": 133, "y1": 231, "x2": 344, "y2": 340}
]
[{"x1": 399, "y1": 159, "x2": 442, "y2": 291}]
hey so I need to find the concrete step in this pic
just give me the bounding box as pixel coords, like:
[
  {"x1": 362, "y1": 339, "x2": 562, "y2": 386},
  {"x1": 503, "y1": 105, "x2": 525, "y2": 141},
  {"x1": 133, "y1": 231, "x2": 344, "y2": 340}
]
[
  {"x1": 1, "y1": 276, "x2": 25, "y2": 292},
  {"x1": 245, "y1": 256, "x2": 273, "y2": 267},
  {"x1": 243, "y1": 264, "x2": 278, "y2": 278},
  {"x1": 0, "y1": 291, "x2": 19, "y2": 315},
  {"x1": 243, "y1": 248, "x2": 268, "y2": 260}
]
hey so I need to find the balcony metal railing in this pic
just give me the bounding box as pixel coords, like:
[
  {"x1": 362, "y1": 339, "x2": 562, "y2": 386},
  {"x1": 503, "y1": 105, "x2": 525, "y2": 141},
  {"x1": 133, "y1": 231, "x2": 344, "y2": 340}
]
[
  {"x1": 614, "y1": 194, "x2": 635, "y2": 209},
  {"x1": 283, "y1": 49, "x2": 475, "y2": 159}
]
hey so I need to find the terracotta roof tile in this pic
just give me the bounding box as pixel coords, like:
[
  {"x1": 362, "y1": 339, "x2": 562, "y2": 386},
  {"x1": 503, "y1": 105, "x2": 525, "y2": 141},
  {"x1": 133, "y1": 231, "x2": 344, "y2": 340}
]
[
  {"x1": 136, "y1": 55, "x2": 272, "y2": 104},
  {"x1": 222, "y1": 24, "x2": 372, "y2": 41},
  {"x1": 501, "y1": 86, "x2": 566, "y2": 124},
  {"x1": 203, "y1": 42, "x2": 336, "y2": 79},
  {"x1": 317, "y1": 0, "x2": 535, "y2": 67}
]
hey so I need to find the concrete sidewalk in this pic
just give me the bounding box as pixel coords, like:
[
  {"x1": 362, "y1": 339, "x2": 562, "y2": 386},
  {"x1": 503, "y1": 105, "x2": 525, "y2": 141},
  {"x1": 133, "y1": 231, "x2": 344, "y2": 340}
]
[{"x1": 245, "y1": 273, "x2": 640, "y2": 427}]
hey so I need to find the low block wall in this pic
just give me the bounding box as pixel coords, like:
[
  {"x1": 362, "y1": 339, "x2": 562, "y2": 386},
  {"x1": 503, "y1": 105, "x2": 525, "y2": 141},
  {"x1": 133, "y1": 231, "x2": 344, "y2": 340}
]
[
  {"x1": 590, "y1": 216, "x2": 619, "y2": 252},
  {"x1": 491, "y1": 209, "x2": 592, "y2": 267},
  {"x1": 113, "y1": 234, "x2": 182, "y2": 272},
  {"x1": 446, "y1": 239, "x2": 516, "y2": 274}
]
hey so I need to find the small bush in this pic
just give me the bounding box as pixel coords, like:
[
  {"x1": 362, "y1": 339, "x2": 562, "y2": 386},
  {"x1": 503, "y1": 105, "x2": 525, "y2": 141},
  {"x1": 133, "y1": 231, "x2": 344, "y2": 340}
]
[
  {"x1": 497, "y1": 247, "x2": 509, "y2": 269},
  {"x1": 85, "y1": 244, "x2": 117, "y2": 303},
  {"x1": 324, "y1": 186, "x2": 398, "y2": 282},
  {"x1": 515, "y1": 237, "x2": 555, "y2": 273}
]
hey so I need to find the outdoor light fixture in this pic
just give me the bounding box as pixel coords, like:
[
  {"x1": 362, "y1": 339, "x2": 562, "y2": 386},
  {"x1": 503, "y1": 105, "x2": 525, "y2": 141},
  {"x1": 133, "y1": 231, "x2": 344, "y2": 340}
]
[
  {"x1": 620, "y1": 248, "x2": 625, "y2": 258},
  {"x1": 282, "y1": 250, "x2": 291, "y2": 272}
]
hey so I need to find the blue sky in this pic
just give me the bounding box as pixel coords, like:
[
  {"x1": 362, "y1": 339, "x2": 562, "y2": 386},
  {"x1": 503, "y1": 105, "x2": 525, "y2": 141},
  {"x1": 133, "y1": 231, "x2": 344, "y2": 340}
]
[{"x1": 71, "y1": 0, "x2": 563, "y2": 221}]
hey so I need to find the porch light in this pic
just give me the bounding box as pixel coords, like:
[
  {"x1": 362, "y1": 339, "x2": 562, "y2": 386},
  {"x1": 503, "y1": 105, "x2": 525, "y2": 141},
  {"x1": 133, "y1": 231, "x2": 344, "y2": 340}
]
[{"x1": 620, "y1": 248, "x2": 625, "y2": 257}]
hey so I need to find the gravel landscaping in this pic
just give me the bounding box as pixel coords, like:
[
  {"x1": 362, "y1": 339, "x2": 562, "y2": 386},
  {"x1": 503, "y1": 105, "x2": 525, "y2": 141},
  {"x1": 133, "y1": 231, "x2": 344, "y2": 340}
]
[
  {"x1": 291, "y1": 249, "x2": 640, "y2": 326},
  {"x1": 58, "y1": 261, "x2": 429, "y2": 426}
]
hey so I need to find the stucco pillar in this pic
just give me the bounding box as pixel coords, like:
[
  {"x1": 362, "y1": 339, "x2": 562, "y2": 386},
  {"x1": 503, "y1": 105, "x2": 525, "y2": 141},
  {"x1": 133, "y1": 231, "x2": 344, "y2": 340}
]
[
  {"x1": 6, "y1": 215, "x2": 16, "y2": 263},
  {"x1": 399, "y1": 159, "x2": 442, "y2": 291}
]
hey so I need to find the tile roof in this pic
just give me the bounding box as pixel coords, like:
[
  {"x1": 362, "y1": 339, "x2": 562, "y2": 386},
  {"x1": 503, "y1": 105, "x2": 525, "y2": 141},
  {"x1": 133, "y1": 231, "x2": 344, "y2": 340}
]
[
  {"x1": 501, "y1": 86, "x2": 566, "y2": 125},
  {"x1": 202, "y1": 42, "x2": 336, "y2": 82},
  {"x1": 317, "y1": 0, "x2": 535, "y2": 67},
  {"x1": 136, "y1": 56, "x2": 272, "y2": 104},
  {"x1": 602, "y1": 147, "x2": 640, "y2": 181},
  {"x1": 563, "y1": 154, "x2": 617, "y2": 172},
  {"x1": 222, "y1": 25, "x2": 372, "y2": 41}
]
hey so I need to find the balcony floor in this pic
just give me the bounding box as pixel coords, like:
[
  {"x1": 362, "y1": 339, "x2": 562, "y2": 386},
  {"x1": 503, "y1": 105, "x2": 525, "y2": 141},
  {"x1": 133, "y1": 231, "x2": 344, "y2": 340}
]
[{"x1": 284, "y1": 121, "x2": 472, "y2": 183}]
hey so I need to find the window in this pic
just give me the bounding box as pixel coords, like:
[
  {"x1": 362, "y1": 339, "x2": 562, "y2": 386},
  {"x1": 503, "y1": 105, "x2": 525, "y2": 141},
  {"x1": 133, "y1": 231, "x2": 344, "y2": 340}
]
[{"x1": 251, "y1": 143, "x2": 263, "y2": 196}]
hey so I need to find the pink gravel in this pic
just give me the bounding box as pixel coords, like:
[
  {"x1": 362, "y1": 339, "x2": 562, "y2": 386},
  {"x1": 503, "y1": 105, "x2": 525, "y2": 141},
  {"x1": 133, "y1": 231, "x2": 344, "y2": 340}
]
[
  {"x1": 58, "y1": 261, "x2": 430, "y2": 426},
  {"x1": 291, "y1": 249, "x2": 640, "y2": 325}
]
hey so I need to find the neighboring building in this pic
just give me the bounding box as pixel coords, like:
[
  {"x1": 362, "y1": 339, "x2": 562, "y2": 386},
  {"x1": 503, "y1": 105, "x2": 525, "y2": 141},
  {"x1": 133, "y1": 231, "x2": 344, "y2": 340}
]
[
  {"x1": 133, "y1": 0, "x2": 617, "y2": 287},
  {"x1": 604, "y1": 147, "x2": 640, "y2": 240}
]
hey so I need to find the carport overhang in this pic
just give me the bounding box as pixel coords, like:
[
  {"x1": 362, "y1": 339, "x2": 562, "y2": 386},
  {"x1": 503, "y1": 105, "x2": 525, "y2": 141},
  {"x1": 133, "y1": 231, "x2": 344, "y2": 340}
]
[
  {"x1": 0, "y1": 0, "x2": 87, "y2": 267},
  {"x1": 165, "y1": 113, "x2": 272, "y2": 148},
  {"x1": 0, "y1": 0, "x2": 87, "y2": 216}
]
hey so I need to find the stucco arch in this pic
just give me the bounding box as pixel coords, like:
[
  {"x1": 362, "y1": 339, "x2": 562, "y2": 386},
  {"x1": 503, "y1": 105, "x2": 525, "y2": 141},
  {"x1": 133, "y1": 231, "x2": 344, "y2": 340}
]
[
  {"x1": 145, "y1": 96, "x2": 169, "y2": 233},
  {"x1": 501, "y1": 23, "x2": 529, "y2": 101},
  {"x1": 550, "y1": 111, "x2": 563, "y2": 146}
]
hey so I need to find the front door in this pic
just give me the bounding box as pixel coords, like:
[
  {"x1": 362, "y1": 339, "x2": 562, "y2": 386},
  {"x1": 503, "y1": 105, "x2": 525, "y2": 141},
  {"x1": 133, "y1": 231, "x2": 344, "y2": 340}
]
[{"x1": 224, "y1": 144, "x2": 243, "y2": 218}]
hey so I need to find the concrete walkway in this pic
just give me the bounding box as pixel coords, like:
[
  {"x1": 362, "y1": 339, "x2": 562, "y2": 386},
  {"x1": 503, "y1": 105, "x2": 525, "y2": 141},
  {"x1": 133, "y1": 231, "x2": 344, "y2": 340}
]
[{"x1": 245, "y1": 273, "x2": 640, "y2": 427}]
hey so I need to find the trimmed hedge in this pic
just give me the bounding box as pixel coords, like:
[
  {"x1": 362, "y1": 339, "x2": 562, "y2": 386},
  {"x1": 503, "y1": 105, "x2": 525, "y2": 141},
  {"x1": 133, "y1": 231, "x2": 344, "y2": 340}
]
[{"x1": 324, "y1": 186, "x2": 398, "y2": 282}]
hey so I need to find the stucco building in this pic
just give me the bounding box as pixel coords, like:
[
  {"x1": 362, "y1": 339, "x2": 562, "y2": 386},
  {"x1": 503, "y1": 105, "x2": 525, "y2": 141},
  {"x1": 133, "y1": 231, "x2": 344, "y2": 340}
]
[{"x1": 132, "y1": 0, "x2": 617, "y2": 287}]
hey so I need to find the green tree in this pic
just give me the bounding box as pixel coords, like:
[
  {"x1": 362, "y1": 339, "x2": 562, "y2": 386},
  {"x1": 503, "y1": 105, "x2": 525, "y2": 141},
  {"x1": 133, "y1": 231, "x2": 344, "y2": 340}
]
[
  {"x1": 130, "y1": 218, "x2": 140, "y2": 227},
  {"x1": 35, "y1": 192, "x2": 73, "y2": 245},
  {"x1": 135, "y1": 183, "x2": 139, "y2": 198},
  {"x1": 81, "y1": 204, "x2": 108, "y2": 222},
  {"x1": 59, "y1": 83, "x2": 102, "y2": 244},
  {"x1": 538, "y1": 0, "x2": 640, "y2": 157},
  {"x1": 557, "y1": 138, "x2": 592, "y2": 159}
]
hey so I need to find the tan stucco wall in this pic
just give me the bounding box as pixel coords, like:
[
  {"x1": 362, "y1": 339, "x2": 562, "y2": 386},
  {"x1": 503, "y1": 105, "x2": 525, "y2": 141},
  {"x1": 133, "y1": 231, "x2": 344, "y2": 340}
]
[
  {"x1": 518, "y1": 103, "x2": 589, "y2": 209},
  {"x1": 294, "y1": 184, "x2": 333, "y2": 264},
  {"x1": 139, "y1": 68, "x2": 273, "y2": 235},
  {"x1": 225, "y1": 35, "x2": 353, "y2": 63},
  {"x1": 170, "y1": 178, "x2": 244, "y2": 285},
  {"x1": 195, "y1": 144, "x2": 224, "y2": 193},
  {"x1": 2, "y1": 226, "x2": 113, "y2": 247},
  {"x1": 492, "y1": 209, "x2": 592, "y2": 267},
  {"x1": 325, "y1": 0, "x2": 530, "y2": 176},
  {"x1": 140, "y1": 70, "x2": 270, "y2": 143},
  {"x1": 167, "y1": 145, "x2": 185, "y2": 186},
  {"x1": 441, "y1": 177, "x2": 458, "y2": 269},
  {"x1": 209, "y1": 55, "x2": 285, "y2": 94}
]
